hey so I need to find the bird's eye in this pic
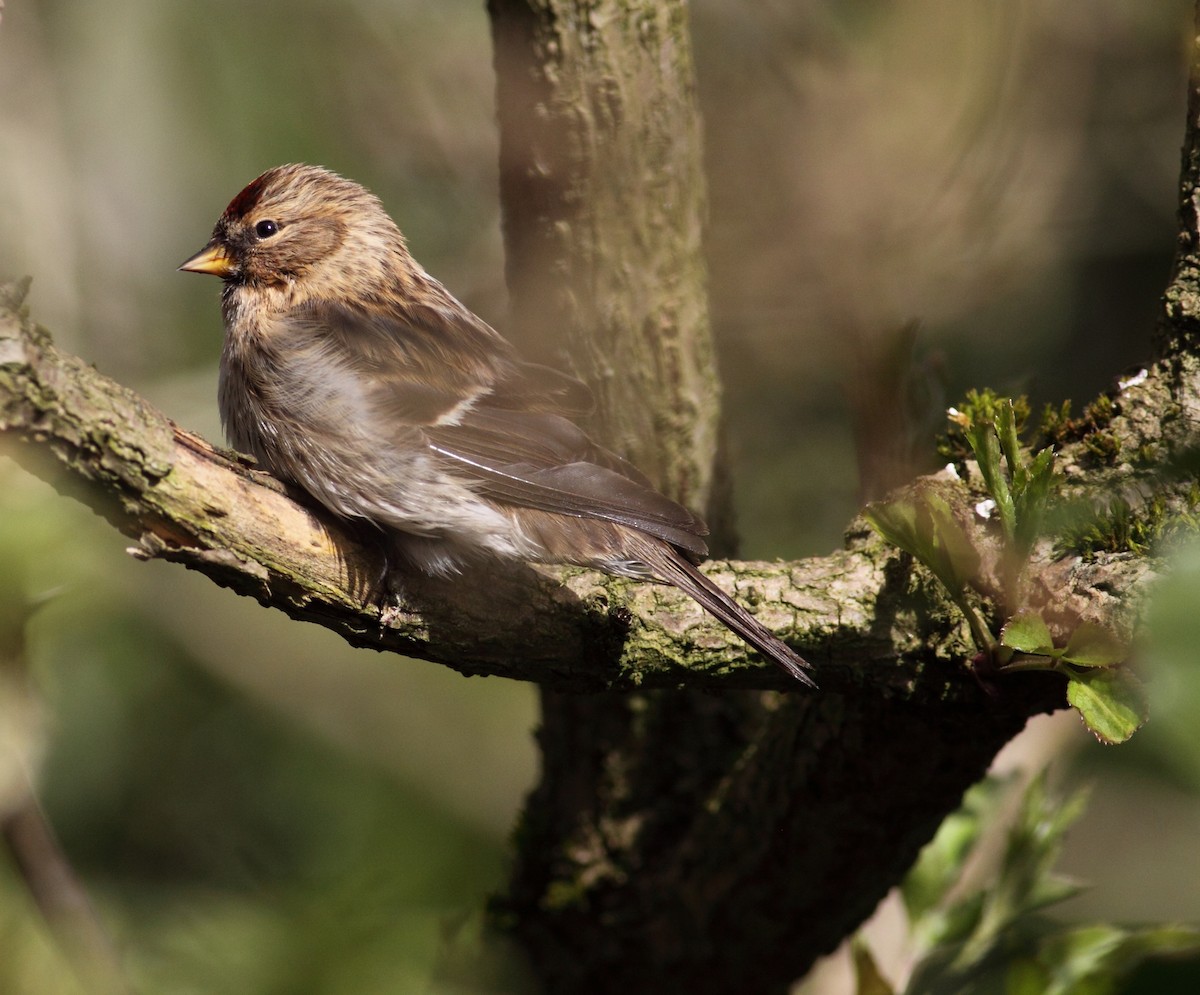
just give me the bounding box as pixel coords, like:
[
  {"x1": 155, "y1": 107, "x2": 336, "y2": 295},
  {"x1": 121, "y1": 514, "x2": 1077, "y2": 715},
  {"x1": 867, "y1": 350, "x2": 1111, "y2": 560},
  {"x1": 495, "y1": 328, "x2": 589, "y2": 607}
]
[{"x1": 254, "y1": 219, "x2": 280, "y2": 239}]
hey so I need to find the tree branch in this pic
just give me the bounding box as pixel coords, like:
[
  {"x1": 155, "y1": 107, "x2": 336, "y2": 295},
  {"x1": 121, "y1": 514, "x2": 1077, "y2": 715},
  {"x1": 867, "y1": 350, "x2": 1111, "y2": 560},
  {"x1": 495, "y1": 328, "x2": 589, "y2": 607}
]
[
  {"x1": 2, "y1": 277, "x2": 1148, "y2": 702},
  {"x1": 2, "y1": 277, "x2": 1120, "y2": 701}
]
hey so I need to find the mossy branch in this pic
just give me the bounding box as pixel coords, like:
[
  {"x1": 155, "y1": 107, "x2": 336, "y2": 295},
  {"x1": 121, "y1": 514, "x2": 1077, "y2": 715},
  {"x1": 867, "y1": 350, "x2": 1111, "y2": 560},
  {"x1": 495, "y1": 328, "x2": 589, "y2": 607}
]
[{"x1": 0, "y1": 279, "x2": 1150, "y2": 706}]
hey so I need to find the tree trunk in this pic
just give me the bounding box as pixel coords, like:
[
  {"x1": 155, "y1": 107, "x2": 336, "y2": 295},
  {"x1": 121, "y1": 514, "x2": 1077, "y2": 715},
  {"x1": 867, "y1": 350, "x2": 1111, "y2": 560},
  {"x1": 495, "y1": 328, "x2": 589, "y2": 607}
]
[
  {"x1": 486, "y1": 2, "x2": 1060, "y2": 991},
  {"x1": 489, "y1": 0, "x2": 721, "y2": 511}
]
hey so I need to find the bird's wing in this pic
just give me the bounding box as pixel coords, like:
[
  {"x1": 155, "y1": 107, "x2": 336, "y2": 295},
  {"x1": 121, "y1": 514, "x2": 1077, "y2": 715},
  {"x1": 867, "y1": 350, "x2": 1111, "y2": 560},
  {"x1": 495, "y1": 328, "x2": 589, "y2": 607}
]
[
  {"x1": 425, "y1": 405, "x2": 709, "y2": 556},
  {"x1": 291, "y1": 298, "x2": 709, "y2": 556}
]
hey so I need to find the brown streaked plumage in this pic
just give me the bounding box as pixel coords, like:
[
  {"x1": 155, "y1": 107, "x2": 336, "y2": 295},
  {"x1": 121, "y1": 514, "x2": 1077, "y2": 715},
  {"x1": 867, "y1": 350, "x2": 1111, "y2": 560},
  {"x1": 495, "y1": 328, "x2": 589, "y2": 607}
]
[{"x1": 180, "y1": 163, "x2": 814, "y2": 686}]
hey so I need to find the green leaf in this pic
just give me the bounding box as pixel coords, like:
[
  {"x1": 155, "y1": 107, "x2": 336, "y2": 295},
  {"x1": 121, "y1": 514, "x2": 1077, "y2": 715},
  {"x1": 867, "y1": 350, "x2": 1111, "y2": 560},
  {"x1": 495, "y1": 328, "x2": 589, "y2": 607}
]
[
  {"x1": 851, "y1": 937, "x2": 896, "y2": 995},
  {"x1": 1026, "y1": 872, "x2": 1086, "y2": 914},
  {"x1": 1004, "y1": 955, "x2": 1056, "y2": 995},
  {"x1": 920, "y1": 494, "x2": 981, "y2": 595},
  {"x1": 966, "y1": 420, "x2": 1017, "y2": 541},
  {"x1": 1037, "y1": 923, "x2": 1200, "y2": 995},
  {"x1": 1013, "y1": 446, "x2": 1058, "y2": 559},
  {"x1": 864, "y1": 499, "x2": 924, "y2": 559},
  {"x1": 951, "y1": 774, "x2": 1089, "y2": 969},
  {"x1": 996, "y1": 400, "x2": 1023, "y2": 477},
  {"x1": 1000, "y1": 611, "x2": 1055, "y2": 655},
  {"x1": 902, "y1": 777, "x2": 1008, "y2": 928},
  {"x1": 1066, "y1": 669, "x2": 1148, "y2": 744},
  {"x1": 907, "y1": 921, "x2": 1200, "y2": 995},
  {"x1": 865, "y1": 491, "x2": 980, "y2": 596},
  {"x1": 1061, "y1": 623, "x2": 1126, "y2": 668},
  {"x1": 906, "y1": 896, "x2": 986, "y2": 960}
]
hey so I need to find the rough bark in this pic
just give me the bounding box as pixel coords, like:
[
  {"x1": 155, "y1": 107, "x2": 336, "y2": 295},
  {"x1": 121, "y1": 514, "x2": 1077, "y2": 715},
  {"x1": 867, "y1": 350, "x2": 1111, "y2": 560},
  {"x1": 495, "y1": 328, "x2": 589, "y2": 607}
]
[
  {"x1": 0, "y1": 0, "x2": 1194, "y2": 991},
  {"x1": 1, "y1": 280, "x2": 1013, "y2": 698},
  {"x1": 489, "y1": 0, "x2": 719, "y2": 512}
]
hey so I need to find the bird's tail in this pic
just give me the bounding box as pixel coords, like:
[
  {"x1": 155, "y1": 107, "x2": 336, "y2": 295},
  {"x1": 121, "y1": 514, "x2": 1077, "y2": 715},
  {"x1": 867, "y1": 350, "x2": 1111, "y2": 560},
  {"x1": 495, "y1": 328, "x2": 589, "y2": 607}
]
[{"x1": 639, "y1": 543, "x2": 816, "y2": 688}]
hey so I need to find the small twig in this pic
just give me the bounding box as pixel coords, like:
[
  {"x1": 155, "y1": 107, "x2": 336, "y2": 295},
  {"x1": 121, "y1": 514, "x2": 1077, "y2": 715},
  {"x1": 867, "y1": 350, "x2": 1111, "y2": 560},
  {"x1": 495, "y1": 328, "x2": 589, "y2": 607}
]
[
  {"x1": 2, "y1": 788, "x2": 131, "y2": 995},
  {"x1": 0, "y1": 536, "x2": 129, "y2": 993}
]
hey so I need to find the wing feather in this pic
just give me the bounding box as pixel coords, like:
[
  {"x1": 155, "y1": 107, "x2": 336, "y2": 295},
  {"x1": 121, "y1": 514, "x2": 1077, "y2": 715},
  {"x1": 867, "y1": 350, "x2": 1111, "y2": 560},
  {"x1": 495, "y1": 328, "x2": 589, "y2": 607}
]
[{"x1": 290, "y1": 297, "x2": 709, "y2": 557}]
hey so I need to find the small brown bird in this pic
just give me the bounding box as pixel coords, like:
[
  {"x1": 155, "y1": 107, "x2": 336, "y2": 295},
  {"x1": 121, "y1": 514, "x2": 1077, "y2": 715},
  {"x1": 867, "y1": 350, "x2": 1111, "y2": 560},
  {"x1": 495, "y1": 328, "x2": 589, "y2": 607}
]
[{"x1": 180, "y1": 164, "x2": 814, "y2": 686}]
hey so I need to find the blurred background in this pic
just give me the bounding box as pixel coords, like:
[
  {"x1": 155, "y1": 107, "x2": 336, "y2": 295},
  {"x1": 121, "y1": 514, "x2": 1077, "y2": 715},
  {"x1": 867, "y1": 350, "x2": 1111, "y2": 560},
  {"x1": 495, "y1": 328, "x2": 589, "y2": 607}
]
[{"x1": 0, "y1": 0, "x2": 1197, "y2": 991}]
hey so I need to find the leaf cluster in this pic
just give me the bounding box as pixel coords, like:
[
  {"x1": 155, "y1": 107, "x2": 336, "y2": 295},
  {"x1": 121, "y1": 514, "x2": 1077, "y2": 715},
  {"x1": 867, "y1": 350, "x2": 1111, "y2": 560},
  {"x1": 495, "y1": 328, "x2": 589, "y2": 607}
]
[
  {"x1": 866, "y1": 394, "x2": 1143, "y2": 743},
  {"x1": 853, "y1": 774, "x2": 1200, "y2": 994},
  {"x1": 1000, "y1": 614, "x2": 1146, "y2": 745}
]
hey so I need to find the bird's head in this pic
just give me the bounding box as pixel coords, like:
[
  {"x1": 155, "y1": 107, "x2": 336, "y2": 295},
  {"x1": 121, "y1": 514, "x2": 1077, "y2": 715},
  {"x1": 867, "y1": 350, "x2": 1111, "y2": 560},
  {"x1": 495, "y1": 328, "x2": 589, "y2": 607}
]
[{"x1": 179, "y1": 163, "x2": 408, "y2": 293}]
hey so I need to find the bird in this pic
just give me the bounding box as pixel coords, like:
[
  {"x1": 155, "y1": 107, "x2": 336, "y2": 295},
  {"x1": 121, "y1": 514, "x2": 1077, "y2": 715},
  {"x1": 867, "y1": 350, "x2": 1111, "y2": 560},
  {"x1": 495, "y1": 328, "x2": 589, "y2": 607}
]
[{"x1": 179, "y1": 163, "x2": 814, "y2": 687}]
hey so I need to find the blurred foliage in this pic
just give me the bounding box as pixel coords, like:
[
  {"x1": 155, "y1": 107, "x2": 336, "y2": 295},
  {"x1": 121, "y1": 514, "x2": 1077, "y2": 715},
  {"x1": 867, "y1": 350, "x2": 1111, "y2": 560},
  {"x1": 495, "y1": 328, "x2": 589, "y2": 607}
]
[
  {"x1": 883, "y1": 774, "x2": 1200, "y2": 994},
  {"x1": 0, "y1": 464, "x2": 534, "y2": 993},
  {"x1": 694, "y1": 0, "x2": 1189, "y2": 557},
  {"x1": 1136, "y1": 543, "x2": 1200, "y2": 795},
  {"x1": 1, "y1": 0, "x2": 1199, "y2": 992}
]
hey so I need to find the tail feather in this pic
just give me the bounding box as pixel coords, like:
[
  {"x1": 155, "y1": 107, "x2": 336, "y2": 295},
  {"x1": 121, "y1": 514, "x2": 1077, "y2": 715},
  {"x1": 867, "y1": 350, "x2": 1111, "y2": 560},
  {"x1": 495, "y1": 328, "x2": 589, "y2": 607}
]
[{"x1": 641, "y1": 544, "x2": 817, "y2": 688}]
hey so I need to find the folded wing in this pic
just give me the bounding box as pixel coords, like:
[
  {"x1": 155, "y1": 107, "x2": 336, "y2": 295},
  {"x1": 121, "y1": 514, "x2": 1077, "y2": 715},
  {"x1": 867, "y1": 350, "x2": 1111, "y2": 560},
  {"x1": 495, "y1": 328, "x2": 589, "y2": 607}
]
[{"x1": 294, "y1": 297, "x2": 710, "y2": 558}]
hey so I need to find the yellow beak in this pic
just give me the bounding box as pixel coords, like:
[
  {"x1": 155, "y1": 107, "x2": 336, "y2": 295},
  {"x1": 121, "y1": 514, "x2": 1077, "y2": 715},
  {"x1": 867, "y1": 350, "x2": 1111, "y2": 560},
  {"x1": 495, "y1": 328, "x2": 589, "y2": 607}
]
[{"x1": 179, "y1": 242, "x2": 237, "y2": 278}]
